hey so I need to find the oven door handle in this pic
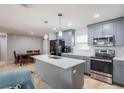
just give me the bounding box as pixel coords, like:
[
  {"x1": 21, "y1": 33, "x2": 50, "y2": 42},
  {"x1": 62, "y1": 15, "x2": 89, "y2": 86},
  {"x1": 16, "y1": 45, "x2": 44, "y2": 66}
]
[{"x1": 90, "y1": 58, "x2": 112, "y2": 63}]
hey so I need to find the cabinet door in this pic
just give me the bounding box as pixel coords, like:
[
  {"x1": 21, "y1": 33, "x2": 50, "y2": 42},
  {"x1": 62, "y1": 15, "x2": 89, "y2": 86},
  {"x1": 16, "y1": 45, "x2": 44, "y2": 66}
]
[
  {"x1": 88, "y1": 26, "x2": 94, "y2": 46},
  {"x1": 86, "y1": 59, "x2": 91, "y2": 75},
  {"x1": 72, "y1": 64, "x2": 84, "y2": 88},
  {"x1": 63, "y1": 30, "x2": 75, "y2": 46},
  {"x1": 113, "y1": 61, "x2": 124, "y2": 85},
  {"x1": 102, "y1": 22, "x2": 114, "y2": 36},
  {"x1": 114, "y1": 20, "x2": 124, "y2": 46},
  {"x1": 84, "y1": 59, "x2": 90, "y2": 75},
  {"x1": 93, "y1": 25, "x2": 103, "y2": 38},
  {"x1": 63, "y1": 31, "x2": 72, "y2": 46},
  {"x1": 113, "y1": 65, "x2": 124, "y2": 85}
]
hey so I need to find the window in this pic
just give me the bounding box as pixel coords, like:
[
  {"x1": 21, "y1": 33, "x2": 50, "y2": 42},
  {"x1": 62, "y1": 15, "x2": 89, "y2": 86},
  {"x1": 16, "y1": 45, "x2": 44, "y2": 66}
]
[{"x1": 74, "y1": 35, "x2": 89, "y2": 50}]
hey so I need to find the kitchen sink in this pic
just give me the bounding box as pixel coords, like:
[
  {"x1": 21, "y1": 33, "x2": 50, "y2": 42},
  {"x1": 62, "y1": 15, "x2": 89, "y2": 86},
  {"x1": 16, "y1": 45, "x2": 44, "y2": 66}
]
[{"x1": 48, "y1": 55, "x2": 61, "y2": 59}]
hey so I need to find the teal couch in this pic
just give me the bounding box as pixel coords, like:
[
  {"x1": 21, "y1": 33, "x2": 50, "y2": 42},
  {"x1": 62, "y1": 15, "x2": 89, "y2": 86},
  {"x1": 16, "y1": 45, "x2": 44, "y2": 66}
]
[{"x1": 0, "y1": 69, "x2": 35, "y2": 89}]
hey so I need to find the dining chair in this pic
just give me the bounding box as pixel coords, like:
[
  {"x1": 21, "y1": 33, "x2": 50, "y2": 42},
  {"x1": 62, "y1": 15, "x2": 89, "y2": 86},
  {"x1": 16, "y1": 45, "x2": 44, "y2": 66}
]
[
  {"x1": 27, "y1": 50, "x2": 33, "y2": 54},
  {"x1": 13, "y1": 51, "x2": 18, "y2": 65},
  {"x1": 34, "y1": 50, "x2": 40, "y2": 54}
]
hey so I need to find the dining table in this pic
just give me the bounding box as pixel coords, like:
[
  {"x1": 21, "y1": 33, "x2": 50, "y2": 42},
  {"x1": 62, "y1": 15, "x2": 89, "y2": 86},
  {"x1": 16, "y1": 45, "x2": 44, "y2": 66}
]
[{"x1": 17, "y1": 52, "x2": 41, "y2": 66}]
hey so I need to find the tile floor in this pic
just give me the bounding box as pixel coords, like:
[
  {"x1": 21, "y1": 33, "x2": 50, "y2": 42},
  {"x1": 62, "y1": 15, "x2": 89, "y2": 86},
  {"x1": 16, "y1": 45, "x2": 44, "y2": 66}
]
[{"x1": 0, "y1": 62, "x2": 123, "y2": 89}]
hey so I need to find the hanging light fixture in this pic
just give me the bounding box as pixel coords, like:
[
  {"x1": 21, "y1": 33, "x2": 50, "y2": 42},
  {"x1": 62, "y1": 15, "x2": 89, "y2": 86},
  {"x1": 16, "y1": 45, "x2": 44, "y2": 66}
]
[
  {"x1": 58, "y1": 13, "x2": 63, "y2": 37},
  {"x1": 44, "y1": 21, "x2": 48, "y2": 40}
]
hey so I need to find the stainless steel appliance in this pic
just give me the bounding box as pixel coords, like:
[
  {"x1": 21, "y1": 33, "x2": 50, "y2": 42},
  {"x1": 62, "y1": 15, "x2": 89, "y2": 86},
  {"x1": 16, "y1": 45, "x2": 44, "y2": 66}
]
[
  {"x1": 90, "y1": 49, "x2": 115, "y2": 84},
  {"x1": 50, "y1": 39, "x2": 65, "y2": 56},
  {"x1": 93, "y1": 36, "x2": 115, "y2": 47},
  {"x1": 64, "y1": 46, "x2": 71, "y2": 53}
]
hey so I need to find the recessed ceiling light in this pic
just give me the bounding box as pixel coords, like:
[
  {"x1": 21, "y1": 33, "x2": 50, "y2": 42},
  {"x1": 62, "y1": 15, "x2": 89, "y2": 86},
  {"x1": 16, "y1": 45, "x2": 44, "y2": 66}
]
[
  {"x1": 67, "y1": 23, "x2": 72, "y2": 26},
  {"x1": 93, "y1": 14, "x2": 100, "y2": 18},
  {"x1": 31, "y1": 32, "x2": 34, "y2": 35},
  {"x1": 53, "y1": 28, "x2": 57, "y2": 30}
]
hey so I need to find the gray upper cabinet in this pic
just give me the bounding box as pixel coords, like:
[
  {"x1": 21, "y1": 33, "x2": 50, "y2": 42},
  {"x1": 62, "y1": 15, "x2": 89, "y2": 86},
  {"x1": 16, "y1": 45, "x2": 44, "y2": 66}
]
[
  {"x1": 102, "y1": 22, "x2": 114, "y2": 36},
  {"x1": 56, "y1": 29, "x2": 75, "y2": 46},
  {"x1": 63, "y1": 31, "x2": 73, "y2": 46},
  {"x1": 87, "y1": 17, "x2": 124, "y2": 46},
  {"x1": 113, "y1": 19, "x2": 124, "y2": 46},
  {"x1": 93, "y1": 24, "x2": 103, "y2": 38},
  {"x1": 88, "y1": 25, "x2": 94, "y2": 46}
]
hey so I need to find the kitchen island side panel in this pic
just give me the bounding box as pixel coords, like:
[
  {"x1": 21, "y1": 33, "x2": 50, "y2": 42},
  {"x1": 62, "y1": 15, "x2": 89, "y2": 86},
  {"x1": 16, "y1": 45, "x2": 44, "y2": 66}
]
[{"x1": 35, "y1": 59, "x2": 84, "y2": 89}]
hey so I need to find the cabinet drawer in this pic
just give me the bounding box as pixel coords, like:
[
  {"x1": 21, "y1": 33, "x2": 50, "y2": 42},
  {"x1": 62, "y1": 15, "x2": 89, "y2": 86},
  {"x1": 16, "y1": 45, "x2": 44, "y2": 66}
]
[
  {"x1": 113, "y1": 60, "x2": 124, "y2": 66},
  {"x1": 62, "y1": 54, "x2": 84, "y2": 60}
]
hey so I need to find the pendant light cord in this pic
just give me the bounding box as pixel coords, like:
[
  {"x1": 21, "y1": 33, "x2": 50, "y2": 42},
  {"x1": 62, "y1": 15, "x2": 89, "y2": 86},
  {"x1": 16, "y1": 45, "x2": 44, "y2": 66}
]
[
  {"x1": 58, "y1": 13, "x2": 62, "y2": 31},
  {"x1": 59, "y1": 15, "x2": 61, "y2": 30},
  {"x1": 44, "y1": 21, "x2": 48, "y2": 32}
]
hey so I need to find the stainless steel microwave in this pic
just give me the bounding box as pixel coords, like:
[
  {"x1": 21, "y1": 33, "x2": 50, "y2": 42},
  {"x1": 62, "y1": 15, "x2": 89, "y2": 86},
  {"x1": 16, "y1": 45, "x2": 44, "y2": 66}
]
[{"x1": 93, "y1": 35, "x2": 115, "y2": 47}]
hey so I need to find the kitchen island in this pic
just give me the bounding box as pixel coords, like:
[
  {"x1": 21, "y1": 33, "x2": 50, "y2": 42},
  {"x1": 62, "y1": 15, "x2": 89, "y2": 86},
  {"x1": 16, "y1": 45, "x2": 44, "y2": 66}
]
[{"x1": 33, "y1": 55, "x2": 86, "y2": 89}]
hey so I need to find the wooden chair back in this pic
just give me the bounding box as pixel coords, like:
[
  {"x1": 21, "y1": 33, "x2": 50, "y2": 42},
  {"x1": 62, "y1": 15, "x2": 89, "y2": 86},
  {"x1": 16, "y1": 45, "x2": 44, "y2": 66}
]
[{"x1": 13, "y1": 51, "x2": 17, "y2": 59}]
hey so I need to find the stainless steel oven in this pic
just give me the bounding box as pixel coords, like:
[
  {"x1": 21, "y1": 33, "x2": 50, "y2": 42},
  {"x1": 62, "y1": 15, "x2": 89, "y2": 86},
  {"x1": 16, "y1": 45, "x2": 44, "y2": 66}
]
[{"x1": 90, "y1": 49, "x2": 115, "y2": 84}]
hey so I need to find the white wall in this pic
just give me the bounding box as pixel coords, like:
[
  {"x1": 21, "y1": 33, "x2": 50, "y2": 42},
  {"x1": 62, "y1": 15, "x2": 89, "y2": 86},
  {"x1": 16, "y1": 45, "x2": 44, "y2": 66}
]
[
  {"x1": 0, "y1": 32, "x2": 7, "y2": 61},
  {"x1": 43, "y1": 39, "x2": 49, "y2": 54},
  {"x1": 7, "y1": 34, "x2": 43, "y2": 63}
]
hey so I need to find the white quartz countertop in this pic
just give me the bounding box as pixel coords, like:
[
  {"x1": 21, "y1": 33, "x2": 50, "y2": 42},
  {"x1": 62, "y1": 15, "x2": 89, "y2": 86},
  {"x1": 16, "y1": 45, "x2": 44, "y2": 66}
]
[
  {"x1": 113, "y1": 56, "x2": 124, "y2": 61},
  {"x1": 62, "y1": 53, "x2": 93, "y2": 57},
  {"x1": 32, "y1": 55, "x2": 86, "y2": 69}
]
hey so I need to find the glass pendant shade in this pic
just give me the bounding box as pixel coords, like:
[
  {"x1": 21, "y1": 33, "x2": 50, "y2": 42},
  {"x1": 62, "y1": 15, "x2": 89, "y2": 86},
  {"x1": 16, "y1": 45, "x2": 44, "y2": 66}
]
[
  {"x1": 44, "y1": 34, "x2": 48, "y2": 40},
  {"x1": 58, "y1": 31, "x2": 62, "y2": 37},
  {"x1": 58, "y1": 13, "x2": 63, "y2": 37}
]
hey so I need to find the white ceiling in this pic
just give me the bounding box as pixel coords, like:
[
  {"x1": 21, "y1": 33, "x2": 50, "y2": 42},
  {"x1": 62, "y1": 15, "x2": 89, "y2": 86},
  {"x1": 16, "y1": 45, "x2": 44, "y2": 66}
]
[{"x1": 0, "y1": 4, "x2": 123, "y2": 36}]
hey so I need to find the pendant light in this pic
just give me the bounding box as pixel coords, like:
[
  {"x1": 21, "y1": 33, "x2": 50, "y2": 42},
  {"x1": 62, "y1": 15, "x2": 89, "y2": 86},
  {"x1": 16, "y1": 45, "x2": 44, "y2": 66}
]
[
  {"x1": 58, "y1": 13, "x2": 63, "y2": 37},
  {"x1": 44, "y1": 21, "x2": 48, "y2": 40}
]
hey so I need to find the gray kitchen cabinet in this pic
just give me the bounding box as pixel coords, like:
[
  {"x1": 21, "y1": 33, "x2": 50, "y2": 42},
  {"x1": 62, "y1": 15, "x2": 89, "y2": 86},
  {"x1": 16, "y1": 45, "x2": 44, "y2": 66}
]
[
  {"x1": 88, "y1": 25, "x2": 94, "y2": 46},
  {"x1": 87, "y1": 17, "x2": 124, "y2": 46},
  {"x1": 36, "y1": 59, "x2": 85, "y2": 89},
  {"x1": 56, "y1": 29, "x2": 75, "y2": 46},
  {"x1": 63, "y1": 30, "x2": 73, "y2": 46},
  {"x1": 113, "y1": 60, "x2": 124, "y2": 86},
  {"x1": 62, "y1": 54, "x2": 90, "y2": 75},
  {"x1": 113, "y1": 19, "x2": 124, "y2": 46},
  {"x1": 84, "y1": 58, "x2": 90, "y2": 75},
  {"x1": 102, "y1": 22, "x2": 114, "y2": 36},
  {"x1": 93, "y1": 24, "x2": 103, "y2": 38},
  {"x1": 72, "y1": 64, "x2": 84, "y2": 88}
]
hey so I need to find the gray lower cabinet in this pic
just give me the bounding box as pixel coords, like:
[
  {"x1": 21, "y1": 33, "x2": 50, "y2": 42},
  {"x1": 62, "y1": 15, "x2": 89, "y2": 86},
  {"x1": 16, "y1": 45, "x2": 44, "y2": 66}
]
[
  {"x1": 113, "y1": 60, "x2": 124, "y2": 86},
  {"x1": 62, "y1": 54, "x2": 90, "y2": 75},
  {"x1": 84, "y1": 58, "x2": 90, "y2": 75}
]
